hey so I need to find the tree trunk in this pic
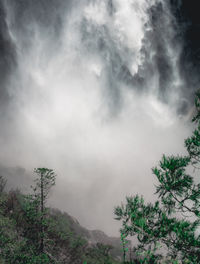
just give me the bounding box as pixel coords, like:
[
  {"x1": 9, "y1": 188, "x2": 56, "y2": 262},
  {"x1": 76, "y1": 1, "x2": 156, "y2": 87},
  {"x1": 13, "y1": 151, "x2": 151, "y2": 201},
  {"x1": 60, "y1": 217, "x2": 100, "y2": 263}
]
[{"x1": 40, "y1": 172, "x2": 44, "y2": 253}]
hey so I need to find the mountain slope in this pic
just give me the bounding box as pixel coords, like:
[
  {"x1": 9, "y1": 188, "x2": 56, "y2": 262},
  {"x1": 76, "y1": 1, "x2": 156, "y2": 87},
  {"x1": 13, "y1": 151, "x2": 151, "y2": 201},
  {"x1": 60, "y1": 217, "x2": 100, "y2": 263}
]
[{"x1": 0, "y1": 185, "x2": 123, "y2": 263}]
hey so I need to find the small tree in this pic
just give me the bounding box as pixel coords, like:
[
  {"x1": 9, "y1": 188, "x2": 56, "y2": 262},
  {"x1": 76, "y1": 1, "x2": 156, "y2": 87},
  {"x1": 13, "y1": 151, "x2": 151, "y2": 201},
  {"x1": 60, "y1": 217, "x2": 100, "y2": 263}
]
[
  {"x1": 0, "y1": 169, "x2": 57, "y2": 263},
  {"x1": 114, "y1": 91, "x2": 200, "y2": 263},
  {"x1": 19, "y1": 168, "x2": 56, "y2": 257},
  {"x1": 32, "y1": 168, "x2": 56, "y2": 254}
]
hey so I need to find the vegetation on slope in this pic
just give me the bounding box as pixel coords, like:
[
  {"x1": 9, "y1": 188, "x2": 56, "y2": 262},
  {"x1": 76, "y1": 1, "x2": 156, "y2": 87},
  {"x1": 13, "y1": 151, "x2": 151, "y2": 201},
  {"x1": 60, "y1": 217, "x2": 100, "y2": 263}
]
[{"x1": 0, "y1": 171, "x2": 120, "y2": 264}]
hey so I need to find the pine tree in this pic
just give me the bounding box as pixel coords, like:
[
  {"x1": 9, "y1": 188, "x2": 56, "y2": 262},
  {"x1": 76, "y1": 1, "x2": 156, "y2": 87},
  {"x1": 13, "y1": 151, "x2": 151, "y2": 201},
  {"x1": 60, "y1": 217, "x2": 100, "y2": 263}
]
[
  {"x1": 32, "y1": 168, "x2": 56, "y2": 254},
  {"x1": 114, "y1": 92, "x2": 200, "y2": 263}
]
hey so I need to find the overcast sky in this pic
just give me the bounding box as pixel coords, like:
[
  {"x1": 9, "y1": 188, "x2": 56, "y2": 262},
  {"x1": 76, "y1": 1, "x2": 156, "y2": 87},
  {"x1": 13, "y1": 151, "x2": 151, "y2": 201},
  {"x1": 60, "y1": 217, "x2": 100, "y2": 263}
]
[{"x1": 0, "y1": 0, "x2": 199, "y2": 236}]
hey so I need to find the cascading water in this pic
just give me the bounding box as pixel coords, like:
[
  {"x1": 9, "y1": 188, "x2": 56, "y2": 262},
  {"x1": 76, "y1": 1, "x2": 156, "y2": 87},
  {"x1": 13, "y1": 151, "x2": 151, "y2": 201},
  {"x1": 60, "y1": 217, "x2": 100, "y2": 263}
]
[
  {"x1": 0, "y1": 0, "x2": 197, "y2": 235},
  {"x1": 2, "y1": 0, "x2": 192, "y2": 114}
]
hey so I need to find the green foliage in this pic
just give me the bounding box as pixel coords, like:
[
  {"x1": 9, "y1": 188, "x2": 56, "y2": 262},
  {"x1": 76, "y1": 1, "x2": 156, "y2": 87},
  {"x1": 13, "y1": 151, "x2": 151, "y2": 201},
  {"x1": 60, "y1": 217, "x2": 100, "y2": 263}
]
[
  {"x1": 83, "y1": 242, "x2": 117, "y2": 264},
  {"x1": 32, "y1": 168, "x2": 56, "y2": 202},
  {"x1": 0, "y1": 170, "x2": 57, "y2": 263},
  {"x1": 0, "y1": 172, "x2": 120, "y2": 264},
  {"x1": 115, "y1": 91, "x2": 200, "y2": 263},
  {"x1": 96, "y1": 242, "x2": 113, "y2": 257},
  {"x1": 30, "y1": 168, "x2": 56, "y2": 254}
]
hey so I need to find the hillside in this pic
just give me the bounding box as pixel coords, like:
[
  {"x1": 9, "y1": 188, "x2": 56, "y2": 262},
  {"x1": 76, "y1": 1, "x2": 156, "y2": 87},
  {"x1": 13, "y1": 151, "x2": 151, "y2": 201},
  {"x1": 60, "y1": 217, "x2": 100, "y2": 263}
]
[
  {"x1": 49, "y1": 208, "x2": 126, "y2": 261},
  {"x1": 0, "y1": 175, "x2": 124, "y2": 264}
]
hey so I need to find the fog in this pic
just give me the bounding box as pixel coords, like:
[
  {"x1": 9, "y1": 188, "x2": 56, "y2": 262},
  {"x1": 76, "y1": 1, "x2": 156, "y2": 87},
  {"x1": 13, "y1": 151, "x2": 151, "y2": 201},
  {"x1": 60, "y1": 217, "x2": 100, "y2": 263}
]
[{"x1": 0, "y1": 0, "x2": 198, "y2": 236}]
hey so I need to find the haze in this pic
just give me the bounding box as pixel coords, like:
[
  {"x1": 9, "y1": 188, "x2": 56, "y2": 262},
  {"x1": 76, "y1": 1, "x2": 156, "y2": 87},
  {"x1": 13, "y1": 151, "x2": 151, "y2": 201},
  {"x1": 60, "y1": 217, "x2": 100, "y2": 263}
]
[{"x1": 0, "y1": 0, "x2": 197, "y2": 236}]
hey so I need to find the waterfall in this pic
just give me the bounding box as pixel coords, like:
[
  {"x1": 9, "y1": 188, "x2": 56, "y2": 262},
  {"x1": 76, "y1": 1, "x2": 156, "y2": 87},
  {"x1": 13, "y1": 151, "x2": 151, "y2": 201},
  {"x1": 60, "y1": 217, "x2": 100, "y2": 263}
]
[
  {"x1": 0, "y1": 0, "x2": 196, "y2": 235},
  {"x1": 2, "y1": 0, "x2": 193, "y2": 116}
]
